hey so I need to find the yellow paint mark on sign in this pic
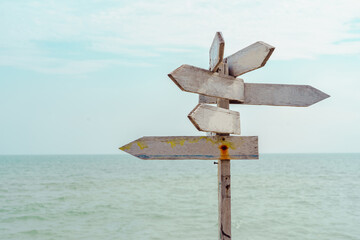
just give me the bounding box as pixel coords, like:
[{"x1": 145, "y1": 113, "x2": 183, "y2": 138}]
[
  {"x1": 165, "y1": 139, "x2": 186, "y2": 148},
  {"x1": 161, "y1": 136, "x2": 238, "y2": 151},
  {"x1": 119, "y1": 143, "x2": 133, "y2": 151},
  {"x1": 136, "y1": 141, "x2": 148, "y2": 150},
  {"x1": 166, "y1": 140, "x2": 177, "y2": 148}
]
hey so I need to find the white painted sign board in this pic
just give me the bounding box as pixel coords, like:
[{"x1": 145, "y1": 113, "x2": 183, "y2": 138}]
[
  {"x1": 209, "y1": 32, "x2": 225, "y2": 72},
  {"x1": 168, "y1": 64, "x2": 244, "y2": 101},
  {"x1": 225, "y1": 41, "x2": 274, "y2": 77},
  {"x1": 120, "y1": 31, "x2": 330, "y2": 240},
  {"x1": 199, "y1": 83, "x2": 330, "y2": 107},
  {"x1": 188, "y1": 104, "x2": 240, "y2": 135},
  {"x1": 120, "y1": 136, "x2": 258, "y2": 160}
]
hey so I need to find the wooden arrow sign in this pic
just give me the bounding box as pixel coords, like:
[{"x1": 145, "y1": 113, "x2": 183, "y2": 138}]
[
  {"x1": 168, "y1": 64, "x2": 244, "y2": 101},
  {"x1": 120, "y1": 136, "x2": 258, "y2": 160},
  {"x1": 225, "y1": 41, "x2": 275, "y2": 77},
  {"x1": 209, "y1": 32, "x2": 225, "y2": 72},
  {"x1": 242, "y1": 83, "x2": 330, "y2": 106},
  {"x1": 188, "y1": 104, "x2": 240, "y2": 135},
  {"x1": 199, "y1": 83, "x2": 330, "y2": 107}
]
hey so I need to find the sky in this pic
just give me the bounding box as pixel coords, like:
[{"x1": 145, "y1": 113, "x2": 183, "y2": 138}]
[{"x1": 0, "y1": 0, "x2": 360, "y2": 154}]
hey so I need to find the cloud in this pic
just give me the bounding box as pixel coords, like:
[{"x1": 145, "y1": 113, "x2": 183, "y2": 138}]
[
  {"x1": 87, "y1": 0, "x2": 360, "y2": 58},
  {"x1": 0, "y1": 0, "x2": 360, "y2": 73},
  {"x1": 0, "y1": 55, "x2": 153, "y2": 74}
]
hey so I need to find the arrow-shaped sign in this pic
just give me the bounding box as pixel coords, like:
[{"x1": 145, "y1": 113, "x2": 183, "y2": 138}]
[
  {"x1": 120, "y1": 136, "x2": 258, "y2": 160},
  {"x1": 188, "y1": 104, "x2": 240, "y2": 135},
  {"x1": 168, "y1": 64, "x2": 244, "y2": 101},
  {"x1": 242, "y1": 83, "x2": 330, "y2": 106},
  {"x1": 199, "y1": 83, "x2": 330, "y2": 107},
  {"x1": 225, "y1": 41, "x2": 275, "y2": 77},
  {"x1": 209, "y1": 32, "x2": 225, "y2": 72}
]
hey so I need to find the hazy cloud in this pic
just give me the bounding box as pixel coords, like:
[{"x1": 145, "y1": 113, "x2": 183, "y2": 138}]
[{"x1": 1, "y1": 0, "x2": 360, "y2": 73}]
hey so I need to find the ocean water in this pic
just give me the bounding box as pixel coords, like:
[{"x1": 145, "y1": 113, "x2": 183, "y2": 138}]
[{"x1": 0, "y1": 154, "x2": 359, "y2": 240}]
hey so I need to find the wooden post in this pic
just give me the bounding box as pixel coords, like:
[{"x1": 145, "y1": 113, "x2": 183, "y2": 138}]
[
  {"x1": 121, "y1": 33, "x2": 330, "y2": 240},
  {"x1": 217, "y1": 62, "x2": 231, "y2": 240}
]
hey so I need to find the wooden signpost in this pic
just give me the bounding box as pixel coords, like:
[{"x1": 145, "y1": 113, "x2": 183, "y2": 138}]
[{"x1": 120, "y1": 32, "x2": 329, "y2": 239}]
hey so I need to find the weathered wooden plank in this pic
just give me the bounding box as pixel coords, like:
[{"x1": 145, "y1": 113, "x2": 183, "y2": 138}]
[
  {"x1": 200, "y1": 95, "x2": 244, "y2": 104},
  {"x1": 188, "y1": 104, "x2": 240, "y2": 135},
  {"x1": 119, "y1": 136, "x2": 258, "y2": 160},
  {"x1": 209, "y1": 32, "x2": 225, "y2": 72},
  {"x1": 199, "y1": 83, "x2": 330, "y2": 107},
  {"x1": 168, "y1": 64, "x2": 244, "y2": 101},
  {"x1": 242, "y1": 83, "x2": 330, "y2": 106},
  {"x1": 225, "y1": 41, "x2": 274, "y2": 77},
  {"x1": 218, "y1": 159, "x2": 231, "y2": 240},
  {"x1": 198, "y1": 61, "x2": 229, "y2": 105},
  {"x1": 199, "y1": 94, "x2": 217, "y2": 104},
  {"x1": 216, "y1": 63, "x2": 231, "y2": 240}
]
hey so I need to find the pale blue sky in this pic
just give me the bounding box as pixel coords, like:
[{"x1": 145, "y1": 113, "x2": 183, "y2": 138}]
[{"x1": 0, "y1": 0, "x2": 360, "y2": 154}]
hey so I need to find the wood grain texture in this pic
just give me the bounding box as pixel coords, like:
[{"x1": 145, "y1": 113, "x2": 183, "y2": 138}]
[
  {"x1": 209, "y1": 32, "x2": 225, "y2": 72},
  {"x1": 188, "y1": 104, "x2": 240, "y2": 135},
  {"x1": 168, "y1": 64, "x2": 244, "y2": 101},
  {"x1": 218, "y1": 159, "x2": 231, "y2": 240},
  {"x1": 119, "y1": 136, "x2": 258, "y2": 160},
  {"x1": 216, "y1": 63, "x2": 231, "y2": 240},
  {"x1": 199, "y1": 94, "x2": 217, "y2": 104},
  {"x1": 200, "y1": 83, "x2": 330, "y2": 107},
  {"x1": 225, "y1": 41, "x2": 274, "y2": 77},
  {"x1": 242, "y1": 83, "x2": 330, "y2": 106}
]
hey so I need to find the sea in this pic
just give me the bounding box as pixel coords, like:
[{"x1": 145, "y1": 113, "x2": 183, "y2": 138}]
[{"x1": 0, "y1": 154, "x2": 359, "y2": 240}]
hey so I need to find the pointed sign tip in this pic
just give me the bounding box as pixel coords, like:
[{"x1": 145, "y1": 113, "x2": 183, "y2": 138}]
[
  {"x1": 210, "y1": 33, "x2": 225, "y2": 71},
  {"x1": 188, "y1": 104, "x2": 202, "y2": 132},
  {"x1": 318, "y1": 90, "x2": 330, "y2": 103},
  {"x1": 302, "y1": 86, "x2": 330, "y2": 107},
  {"x1": 119, "y1": 141, "x2": 134, "y2": 152},
  {"x1": 168, "y1": 66, "x2": 187, "y2": 91},
  {"x1": 168, "y1": 64, "x2": 245, "y2": 101},
  {"x1": 257, "y1": 41, "x2": 275, "y2": 50},
  {"x1": 260, "y1": 45, "x2": 275, "y2": 68},
  {"x1": 215, "y1": 32, "x2": 224, "y2": 41},
  {"x1": 187, "y1": 114, "x2": 202, "y2": 132}
]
